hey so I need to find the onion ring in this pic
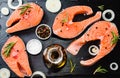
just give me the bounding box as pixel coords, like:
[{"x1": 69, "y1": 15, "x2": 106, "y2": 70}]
[
  {"x1": 88, "y1": 45, "x2": 99, "y2": 56},
  {"x1": 102, "y1": 9, "x2": 115, "y2": 21},
  {"x1": 8, "y1": 0, "x2": 22, "y2": 9},
  {"x1": 1, "y1": 7, "x2": 9, "y2": 15},
  {"x1": 110, "y1": 62, "x2": 118, "y2": 71},
  {"x1": 0, "y1": 68, "x2": 10, "y2": 78},
  {"x1": 45, "y1": 0, "x2": 61, "y2": 13}
]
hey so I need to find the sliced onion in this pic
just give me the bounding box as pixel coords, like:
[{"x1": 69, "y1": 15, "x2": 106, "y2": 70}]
[
  {"x1": 102, "y1": 9, "x2": 115, "y2": 21},
  {"x1": 1, "y1": 7, "x2": 9, "y2": 15},
  {"x1": 110, "y1": 62, "x2": 118, "y2": 71},
  {"x1": 88, "y1": 45, "x2": 99, "y2": 56},
  {"x1": 0, "y1": 68, "x2": 10, "y2": 78},
  {"x1": 8, "y1": 0, "x2": 22, "y2": 9},
  {"x1": 26, "y1": 39, "x2": 42, "y2": 55},
  {"x1": 45, "y1": 0, "x2": 61, "y2": 13},
  {"x1": 31, "y1": 71, "x2": 46, "y2": 78}
]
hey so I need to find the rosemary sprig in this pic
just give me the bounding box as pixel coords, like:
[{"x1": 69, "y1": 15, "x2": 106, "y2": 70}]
[
  {"x1": 97, "y1": 5, "x2": 104, "y2": 10},
  {"x1": 3, "y1": 42, "x2": 16, "y2": 57},
  {"x1": 93, "y1": 66, "x2": 108, "y2": 75},
  {"x1": 69, "y1": 59, "x2": 76, "y2": 73},
  {"x1": 19, "y1": 4, "x2": 31, "y2": 15},
  {"x1": 111, "y1": 31, "x2": 119, "y2": 45},
  {"x1": 61, "y1": 13, "x2": 69, "y2": 23}
]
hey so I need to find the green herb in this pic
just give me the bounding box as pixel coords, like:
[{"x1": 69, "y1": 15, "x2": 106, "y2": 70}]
[
  {"x1": 61, "y1": 18, "x2": 68, "y2": 23},
  {"x1": 19, "y1": 4, "x2": 31, "y2": 15},
  {"x1": 61, "y1": 14, "x2": 68, "y2": 23},
  {"x1": 93, "y1": 66, "x2": 108, "y2": 75},
  {"x1": 97, "y1": 5, "x2": 104, "y2": 10},
  {"x1": 69, "y1": 59, "x2": 76, "y2": 73},
  {"x1": 3, "y1": 42, "x2": 16, "y2": 57},
  {"x1": 111, "y1": 31, "x2": 119, "y2": 45}
]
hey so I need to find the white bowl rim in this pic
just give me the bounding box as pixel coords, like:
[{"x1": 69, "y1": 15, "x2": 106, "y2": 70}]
[{"x1": 31, "y1": 71, "x2": 46, "y2": 78}]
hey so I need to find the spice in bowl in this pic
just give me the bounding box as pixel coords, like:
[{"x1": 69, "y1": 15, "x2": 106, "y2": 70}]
[{"x1": 36, "y1": 24, "x2": 51, "y2": 40}]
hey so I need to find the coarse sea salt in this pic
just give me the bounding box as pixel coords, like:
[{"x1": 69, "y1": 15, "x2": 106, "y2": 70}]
[{"x1": 26, "y1": 39, "x2": 42, "y2": 55}]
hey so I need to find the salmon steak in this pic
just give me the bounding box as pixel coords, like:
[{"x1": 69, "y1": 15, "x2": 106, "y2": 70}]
[
  {"x1": 1, "y1": 36, "x2": 32, "y2": 77},
  {"x1": 67, "y1": 21, "x2": 119, "y2": 66},
  {"x1": 6, "y1": 2, "x2": 44, "y2": 33},
  {"x1": 52, "y1": 6, "x2": 101, "y2": 39}
]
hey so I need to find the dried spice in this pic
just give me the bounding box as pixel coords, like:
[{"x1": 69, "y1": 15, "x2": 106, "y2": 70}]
[{"x1": 37, "y1": 25, "x2": 50, "y2": 39}]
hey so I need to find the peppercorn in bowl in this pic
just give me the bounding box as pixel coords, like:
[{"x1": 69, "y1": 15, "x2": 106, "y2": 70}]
[{"x1": 35, "y1": 24, "x2": 52, "y2": 40}]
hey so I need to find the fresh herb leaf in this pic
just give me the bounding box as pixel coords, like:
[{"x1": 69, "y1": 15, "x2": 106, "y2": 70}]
[
  {"x1": 19, "y1": 4, "x2": 31, "y2": 15},
  {"x1": 70, "y1": 63, "x2": 76, "y2": 73},
  {"x1": 93, "y1": 66, "x2": 108, "y2": 75},
  {"x1": 61, "y1": 14, "x2": 68, "y2": 23},
  {"x1": 97, "y1": 5, "x2": 104, "y2": 10},
  {"x1": 69, "y1": 59, "x2": 76, "y2": 73},
  {"x1": 3, "y1": 42, "x2": 16, "y2": 57},
  {"x1": 61, "y1": 18, "x2": 68, "y2": 23},
  {"x1": 111, "y1": 31, "x2": 119, "y2": 45}
]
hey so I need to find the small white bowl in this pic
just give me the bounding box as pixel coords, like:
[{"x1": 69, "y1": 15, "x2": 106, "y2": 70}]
[
  {"x1": 26, "y1": 39, "x2": 42, "y2": 55},
  {"x1": 31, "y1": 71, "x2": 46, "y2": 78},
  {"x1": 35, "y1": 24, "x2": 52, "y2": 40}
]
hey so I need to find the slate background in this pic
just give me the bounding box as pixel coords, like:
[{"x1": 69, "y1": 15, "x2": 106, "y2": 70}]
[{"x1": 0, "y1": 0, "x2": 120, "y2": 78}]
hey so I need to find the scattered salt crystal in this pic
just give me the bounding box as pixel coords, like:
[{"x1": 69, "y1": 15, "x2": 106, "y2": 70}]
[
  {"x1": 68, "y1": 20, "x2": 73, "y2": 24},
  {"x1": 66, "y1": 27, "x2": 69, "y2": 30}
]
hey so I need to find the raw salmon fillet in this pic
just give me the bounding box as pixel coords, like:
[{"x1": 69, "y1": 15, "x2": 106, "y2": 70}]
[
  {"x1": 6, "y1": 2, "x2": 44, "y2": 33},
  {"x1": 1, "y1": 36, "x2": 32, "y2": 77},
  {"x1": 52, "y1": 6, "x2": 101, "y2": 39},
  {"x1": 67, "y1": 21, "x2": 119, "y2": 66}
]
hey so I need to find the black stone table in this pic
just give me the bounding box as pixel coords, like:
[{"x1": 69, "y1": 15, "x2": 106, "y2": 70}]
[{"x1": 0, "y1": 0, "x2": 120, "y2": 78}]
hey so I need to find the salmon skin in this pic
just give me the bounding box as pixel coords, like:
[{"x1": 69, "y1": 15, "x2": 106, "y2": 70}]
[
  {"x1": 6, "y1": 2, "x2": 44, "y2": 33},
  {"x1": 1, "y1": 36, "x2": 32, "y2": 77},
  {"x1": 52, "y1": 6, "x2": 101, "y2": 39},
  {"x1": 67, "y1": 21, "x2": 119, "y2": 66}
]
